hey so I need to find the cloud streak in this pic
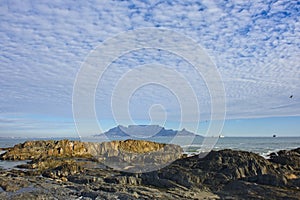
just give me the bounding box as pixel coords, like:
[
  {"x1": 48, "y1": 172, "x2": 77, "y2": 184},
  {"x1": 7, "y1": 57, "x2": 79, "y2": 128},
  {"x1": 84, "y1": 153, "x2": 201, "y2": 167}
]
[{"x1": 0, "y1": 0, "x2": 299, "y2": 136}]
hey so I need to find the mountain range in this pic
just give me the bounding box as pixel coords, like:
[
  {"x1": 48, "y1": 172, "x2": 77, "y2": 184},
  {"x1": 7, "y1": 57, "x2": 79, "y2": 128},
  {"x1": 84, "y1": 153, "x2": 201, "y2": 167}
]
[{"x1": 93, "y1": 125, "x2": 202, "y2": 139}]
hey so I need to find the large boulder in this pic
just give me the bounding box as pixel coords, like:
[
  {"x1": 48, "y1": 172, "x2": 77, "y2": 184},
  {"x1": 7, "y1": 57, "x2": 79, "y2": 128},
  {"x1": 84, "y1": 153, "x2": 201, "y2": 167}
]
[
  {"x1": 195, "y1": 149, "x2": 278, "y2": 179},
  {"x1": 141, "y1": 149, "x2": 285, "y2": 190},
  {"x1": 269, "y1": 148, "x2": 300, "y2": 170},
  {"x1": 267, "y1": 148, "x2": 300, "y2": 187}
]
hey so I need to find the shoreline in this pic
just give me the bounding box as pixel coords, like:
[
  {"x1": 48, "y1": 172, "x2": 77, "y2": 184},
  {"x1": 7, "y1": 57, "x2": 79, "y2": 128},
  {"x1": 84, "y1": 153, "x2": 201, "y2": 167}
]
[
  {"x1": 0, "y1": 139, "x2": 300, "y2": 199},
  {"x1": 1, "y1": 136, "x2": 300, "y2": 158}
]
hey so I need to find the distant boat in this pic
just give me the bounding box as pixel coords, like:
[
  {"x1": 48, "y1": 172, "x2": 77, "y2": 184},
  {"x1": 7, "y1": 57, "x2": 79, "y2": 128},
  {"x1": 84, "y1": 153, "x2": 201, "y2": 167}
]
[
  {"x1": 273, "y1": 134, "x2": 276, "y2": 137},
  {"x1": 219, "y1": 135, "x2": 225, "y2": 138}
]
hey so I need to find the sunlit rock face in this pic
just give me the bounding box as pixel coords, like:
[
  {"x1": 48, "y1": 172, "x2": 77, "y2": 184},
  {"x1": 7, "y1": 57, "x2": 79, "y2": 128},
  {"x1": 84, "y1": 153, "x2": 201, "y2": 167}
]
[
  {"x1": 0, "y1": 140, "x2": 90, "y2": 160},
  {"x1": 0, "y1": 139, "x2": 183, "y2": 173},
  {"x1": 85, "y1": 139, "x2": 183, "y2": 173}
]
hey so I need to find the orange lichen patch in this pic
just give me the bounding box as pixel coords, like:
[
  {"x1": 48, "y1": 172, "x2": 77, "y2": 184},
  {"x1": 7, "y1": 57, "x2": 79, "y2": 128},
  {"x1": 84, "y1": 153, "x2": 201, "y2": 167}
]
[
  {"x1": 285, "y1": 173, "x2": 298, "y2": 179},
  {"x1": 117, "y1": 139, "x2": 166, "y2": 153}
]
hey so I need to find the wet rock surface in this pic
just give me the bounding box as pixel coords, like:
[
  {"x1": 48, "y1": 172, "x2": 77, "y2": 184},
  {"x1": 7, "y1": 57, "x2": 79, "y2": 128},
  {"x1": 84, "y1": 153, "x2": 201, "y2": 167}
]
[{"x1": 0, "y1": 140, "x2": 300, "y2": 199}]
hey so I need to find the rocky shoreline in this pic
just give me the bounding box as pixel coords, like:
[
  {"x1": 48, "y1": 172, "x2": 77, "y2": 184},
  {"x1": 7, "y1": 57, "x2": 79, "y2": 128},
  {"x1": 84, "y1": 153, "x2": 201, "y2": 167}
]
[{"x1": 0, "y1": 139, "x2": 299, "y2": 199}]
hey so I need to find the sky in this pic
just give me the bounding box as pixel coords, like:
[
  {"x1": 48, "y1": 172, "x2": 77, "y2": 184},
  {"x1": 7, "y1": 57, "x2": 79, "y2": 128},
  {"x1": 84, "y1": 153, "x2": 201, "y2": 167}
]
[{"x1": 0, "y1": 0, "x2": 299, "y2": 138}]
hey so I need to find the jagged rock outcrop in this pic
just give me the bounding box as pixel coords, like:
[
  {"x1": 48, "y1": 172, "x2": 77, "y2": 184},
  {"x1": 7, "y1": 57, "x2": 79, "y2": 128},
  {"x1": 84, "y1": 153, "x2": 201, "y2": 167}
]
[
  {"x1": 269, "y1": 147, "x2": 300, "y2": 171},
  {"x1": 140, "y1": 149, "x2": 296, "y2": 191},
  {"x1": 0, "y1": 139, "x2": 183, "y2": 173},
  {"x1": 0, "y1": 140, "x2": 90, "y2": 160},
  {"x1": 1, "y1": 140, "x2": 300, "y2": 200},
  {"x1": 87, "y1": 140, "x2": 183, "y2": 172},
  {"x1": 0, "y1": 139, "x2": 181, "y2": 158},
  {"x1": 196, "y1": 149, "x2": 276, "y2": 177},
  {"x1": 268, "y1": 147, "x2": 300, "y2": 188}
]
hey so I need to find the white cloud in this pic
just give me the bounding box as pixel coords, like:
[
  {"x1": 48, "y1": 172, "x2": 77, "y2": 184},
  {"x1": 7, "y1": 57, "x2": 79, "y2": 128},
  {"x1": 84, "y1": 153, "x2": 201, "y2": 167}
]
[{"x1": 0, "y1": 0, "x2": 299, "y2": 136}]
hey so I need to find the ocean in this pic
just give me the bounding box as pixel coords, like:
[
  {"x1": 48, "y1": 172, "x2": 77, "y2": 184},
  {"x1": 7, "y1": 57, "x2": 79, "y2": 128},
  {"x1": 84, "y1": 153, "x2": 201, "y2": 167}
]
[{"x1": 1, "y1": 136, "x2": 300, "y2": 169}]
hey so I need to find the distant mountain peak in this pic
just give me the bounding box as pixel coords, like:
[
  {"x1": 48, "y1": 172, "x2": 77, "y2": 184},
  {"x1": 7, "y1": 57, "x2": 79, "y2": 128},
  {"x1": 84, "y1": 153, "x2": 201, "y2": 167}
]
[
  {"x1": 118, "y1": 124, "x2": 164, "y2": 138},
  {"x1": 94, "y1": 125, "x2": 202, "y2": 139}
]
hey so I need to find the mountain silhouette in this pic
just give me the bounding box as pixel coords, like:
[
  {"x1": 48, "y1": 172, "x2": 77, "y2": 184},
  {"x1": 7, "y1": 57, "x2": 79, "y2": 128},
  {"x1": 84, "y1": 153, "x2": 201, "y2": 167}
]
[{"x1": 93, "y1": 125, "x2": 202, "y2": 139}]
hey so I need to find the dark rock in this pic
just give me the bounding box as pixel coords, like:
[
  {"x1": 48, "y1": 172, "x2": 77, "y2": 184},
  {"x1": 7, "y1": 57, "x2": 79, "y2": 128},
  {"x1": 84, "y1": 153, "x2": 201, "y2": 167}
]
[
  {"x1": 0, "y1": 176, "x2": 30, "y2": 192},
  {"x1": 222, "y1": 180, "x2": 300, "y2": 200},
  {"x1": 42, "y1": 160, "x2": 83, "y2": 179},
  {"x1": 290, "y1": 178, "x2": 300, "y2": 187},
  {"x1": 247, "y1": 174, "x2": 288, "y2": 187},
  {"x1": 81, "y1": 190, "x2": 99, "y2": 199},
  {"x1": 68, "y1": 174, "x2": 103, "y2": 184},
  {"x1": 104, "y1": 175, "x2": 141, "y2": 185},
  {"x1": 269, "y1": 148, "x2": 300, "y2": 170},
  {"x1": 1, "y1": 140, "x2": 300, "y2": 200},
  {"x1": 195, "y1": 149, "x2": 277, "y2": 178}
]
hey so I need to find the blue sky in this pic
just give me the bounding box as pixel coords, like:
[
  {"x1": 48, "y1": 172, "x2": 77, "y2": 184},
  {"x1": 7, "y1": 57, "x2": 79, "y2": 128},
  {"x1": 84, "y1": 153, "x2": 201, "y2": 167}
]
[{"x1": 0, "y1": 0, "x2": 299, "y2": 137}]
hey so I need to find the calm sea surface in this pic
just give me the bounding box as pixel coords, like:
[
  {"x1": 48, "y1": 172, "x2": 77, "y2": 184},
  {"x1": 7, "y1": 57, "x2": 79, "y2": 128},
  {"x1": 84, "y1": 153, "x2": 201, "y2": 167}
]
[{"x1": 1, "y1": 136, "x2": 300, "y2": 169}]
